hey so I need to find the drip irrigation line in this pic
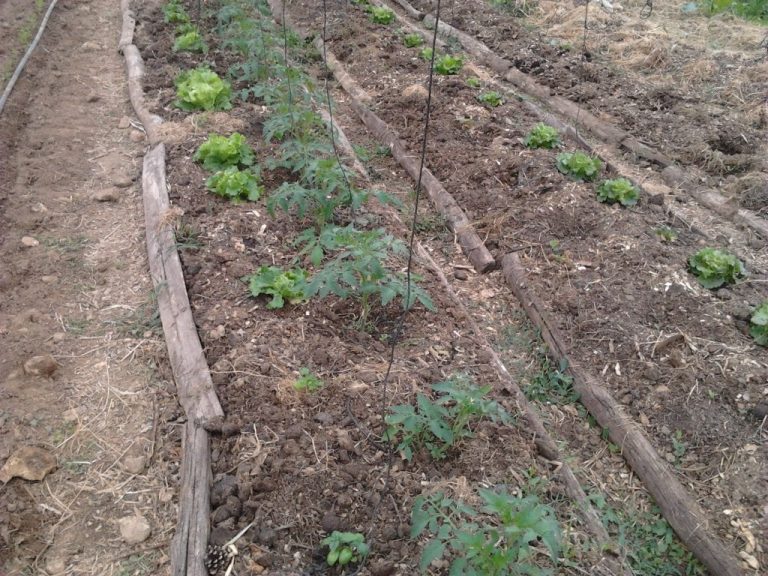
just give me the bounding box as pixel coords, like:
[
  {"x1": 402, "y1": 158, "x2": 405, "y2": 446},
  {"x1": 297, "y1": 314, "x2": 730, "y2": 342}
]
[{"x1": 0, "y1": 0, "x2": 61, "y2": 116}]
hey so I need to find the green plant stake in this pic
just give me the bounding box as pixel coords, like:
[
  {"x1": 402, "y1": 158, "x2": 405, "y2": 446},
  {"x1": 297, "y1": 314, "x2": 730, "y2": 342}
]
[
  {"x1": 749, "y1": 300, "x2": 768, "y2": 346},
  {"x1": 247, "y1": 266, "x2": 308, "y2": 309},
  {"x1": 321, "y1": 532, "x2": 369, "y2": 567},
  {"x1": 597, "y1": 178, "x2": 639, "y2": 206},
  {"x1": 688, "y1": 247, "x2": 745, "y2": 289},
  {"x1": 556, "y1": 151, "x2": 602, "y2": 181},
  {"x1": 524, "y1": 123, "x2": 560, "y2": 149}
]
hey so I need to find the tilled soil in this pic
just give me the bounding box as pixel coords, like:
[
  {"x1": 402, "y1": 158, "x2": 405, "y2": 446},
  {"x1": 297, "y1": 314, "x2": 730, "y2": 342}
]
[{"x1": 131, "y1": 0, "x2": 767, "y2": 574}]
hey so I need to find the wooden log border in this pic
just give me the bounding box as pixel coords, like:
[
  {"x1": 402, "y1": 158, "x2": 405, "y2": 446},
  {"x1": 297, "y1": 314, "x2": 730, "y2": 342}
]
[
  {"x1": 389, "y1": 0, "x2": 768, "y2": 240},
  {"x1": 119, "y1": 2, "x2": 223, "y2": 575},
  {"x1": 273, "y1": 1, "x2": 748, "y2": 575},
  {"x1": 502, "y1": 253, "x2": 745, "y2": 576}
]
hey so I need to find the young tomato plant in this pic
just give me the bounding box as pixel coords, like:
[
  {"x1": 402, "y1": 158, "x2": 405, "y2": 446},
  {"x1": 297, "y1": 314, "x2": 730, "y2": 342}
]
[
  {"x1": 750, "y1": 300, "x2": 768, "y2": 346},
  {"x1": 293, "y1": 367, "x2": 323, "y2": 392},
  {"x1": 524, "y1": 123, "x2": 560, "y2": 149},
  {"x1": 247, "y1": 265, "x2": 307, "y2": 309},
  {"x1": 206, "y1": 167, "x2": 262, "y2": 202},
  {"x1": 174, "y1": 67, "x2": 232, "y2": 111},
  {"x1": 556, "y1": 151, "x2": 602, "y2": 181},
  {"x1": 194, "y1": 133, "x2": 255, "y2": 171},
  {"x1": 411, "y1": 488, "x2": 561, "y2": 575},
  {"x1": 403, "y1": 32, "x2": 424, "y2": 48},
  {"x1": 384, "y1": 377, "x2": 510, "y2": 461},
  {"x1": 434, "y1": 54, "x2": 463, "y2": 75},
  {"x1": 688, "y1": 247, "x2": 745, "y2": 289},
  {"x1": 597, "y1": 178, "x2": 639, "y2": 206},
  {"x1": 301, "y1": 226, "x2": 435, "y2": 324},
  {"x1": 321, "y1": 532, "x2": 369, "y2": 567},
  {"x1": 477, "y1": 91, "x2": 503, "y2": 107}
]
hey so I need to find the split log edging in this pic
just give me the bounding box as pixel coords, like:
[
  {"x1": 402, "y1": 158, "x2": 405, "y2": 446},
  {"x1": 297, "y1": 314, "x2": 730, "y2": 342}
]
[
  {"x1": 119, "y1": 2, "x2": 222, "y2": 575},
  {"x1": 275, "y1": 2, "x2": 748, "y2": 575},
  {"x1": 502, "y1": 254, "x2": 745, "y2": 576}
]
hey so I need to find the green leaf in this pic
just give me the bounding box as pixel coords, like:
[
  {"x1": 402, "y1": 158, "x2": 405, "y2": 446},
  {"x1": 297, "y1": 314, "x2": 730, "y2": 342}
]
[
  {"x1": 597, "y1": 178, "x2": 639, "y2": 206},
  {"x1": 206, "y1": 167, "x2": 262, "y2": 202},
  {"x1": 326, "y1": 549, "x2": 339, "y2": 566},
  {"x1": 524, "y1": 123, "x2": 560, "y2": 149},
  {"x1": 750, "y1": 300, "x2": 768, "y2": 346},
  {"x1": 556, "y1": 151, "x2": 601, "y2": 181},
  {"x1": 174, "y1": 67, "x2": 232, "y2": 111},
  {"x1": 338, "y1": 548, "x2": 353, "y2": 565},
  {"x1": 434, "y1": 54, "x2": 464, "y2": 75},
  {"x1": 194, "y1": 133, "x2": 255, "y2": 171},
  {"x1": 419, "y1": 539, "x2": 446, "y2": 572},
  {"x1": 688, "y1": 247, "x2": 745, "y2": 289}
]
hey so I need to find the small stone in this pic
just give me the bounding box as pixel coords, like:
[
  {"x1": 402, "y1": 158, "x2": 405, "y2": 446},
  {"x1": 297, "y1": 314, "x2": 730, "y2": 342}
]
[
  {"x1": 86, "y1": 94, "x2": 100, "y2": 103},
  {"x1": 118, "y1": 515, "x2": 151, "y2": 544},
  {"x1": 402, "y1": 83, "x2": 428, "y2": 102},
  {"x1": 0, "y1": 446, "x2": 57, "y2": 483},
  {"x1": 314, "y1": 412, "x2": 334, "y2": 425},
  {"x1": 45, "y1": 554, "x2": 67, "y2": 573},
  {"x1": 81, "y1": 41, "x2": 101, "y2": 51},
  {"x1": 129, "y1": 130, "x2": 145, "y2": 143},
  {"x1": 749, "y1": 403, "x2": 768, "y2": 420},
  {"x1": 111, "y1": 174, "x2": 133, "y2": 188},
  {"x1": 665, "y1": 452, "x2": 676, "y2": 463},
  {"x1": 21, "y1": 236, "x2": 39, "y2": 248},
  {"x1": 321, "y1": 511, "x2": 343, "y2": 533},
  {"x1": 92, "y1": 187, "x2": 120, "y2": 202},
  {"x1": 41, "y1": 275, "x2": 57, "y2": 284},
  {"x1": 454, "y1": 269, "x2": 468, "y2": 281},
  {"x1": 24, "y1": 354, "x2": 59, "y2": 377},
  {"x1": 118, "y1": 116, "x2": 131, "y2": 128},
  {"x1": 654, "y1": 385, "x2": 670, "y2": 395},
  {"x1": 121, "y1": 455, "x2": 147, "y2": 475}
]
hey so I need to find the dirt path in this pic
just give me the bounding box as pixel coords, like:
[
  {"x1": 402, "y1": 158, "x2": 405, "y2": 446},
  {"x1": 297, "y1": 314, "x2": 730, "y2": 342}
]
[{"x1": 0, "y1": 1, "x2": 176, "y2": 574}]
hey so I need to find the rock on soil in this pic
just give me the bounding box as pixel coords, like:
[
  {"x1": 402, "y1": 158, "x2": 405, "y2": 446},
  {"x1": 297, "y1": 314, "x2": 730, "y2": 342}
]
[
  {"x1": 0, "y1": 446, "x2": 57, "y2": 483},
  {"x1": 23, "y1": 354, "x2": 59, "y2": 377},
  {"x1": 118, "y1": 514, "x2": 152, "y2": 544}
]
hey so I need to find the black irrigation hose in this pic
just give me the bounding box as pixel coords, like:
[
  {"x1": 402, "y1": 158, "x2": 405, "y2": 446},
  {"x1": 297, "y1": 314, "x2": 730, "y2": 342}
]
[{"x1": 0, "y1": 0, "x2": 60, "y2": 115}]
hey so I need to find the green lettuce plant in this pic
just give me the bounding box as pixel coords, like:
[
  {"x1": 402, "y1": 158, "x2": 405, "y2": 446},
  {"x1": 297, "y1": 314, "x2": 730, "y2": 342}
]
[
  {"x1": 688, "y1": 248, "x2": 745, "y2": 289},
  {"x1": 321, "y1": 532, "x2": 369, "y2": 567},
  {"x1": 597, "y1": 178, "x2": 639, "y2": 206},
  {"x1": 749, "y1": 300, "x2": 768, "y2": 346},
  {"x1": 174, "y1": 67, "x2": 232, "y2": 111},
  {"x1": 163, "y1": 0, "x2": 189, "y2": 23},
  {"x1": 556, "y1": 151, "x2": 601, "y2": 181},
  {"x1": 525, "y1": 123, "x2": 560, "y2": 149},
  {"x1": 404, "y1": 33, "x2": 424, "y2": 48},
  {"x1": 206, "y1": 167, "x2": 262, "y2": 201},
  {"x1": 478, "y1": 91, "x2": 503, "y2": 107},
  {"x1": 247, "y1": 266, "x2": 307, "y2": 309},
  {"x1": 370, "y1": 6, "x2": 395, "y2": 24},
  {"x1": 434, "y1": 54, "x2": 463, "y2": 75},
  {"x1": 194, "y1": 133, "x2": 255, "y2": 171},
  {"x1": 173, "y1": 26, "x2": 208, "y2": 53}
]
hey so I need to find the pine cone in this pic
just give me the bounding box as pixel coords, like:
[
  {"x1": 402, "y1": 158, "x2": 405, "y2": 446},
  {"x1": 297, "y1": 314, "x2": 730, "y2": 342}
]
[{"x1": 204, "y1": 544, "x2": 231, "y2": 575}]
